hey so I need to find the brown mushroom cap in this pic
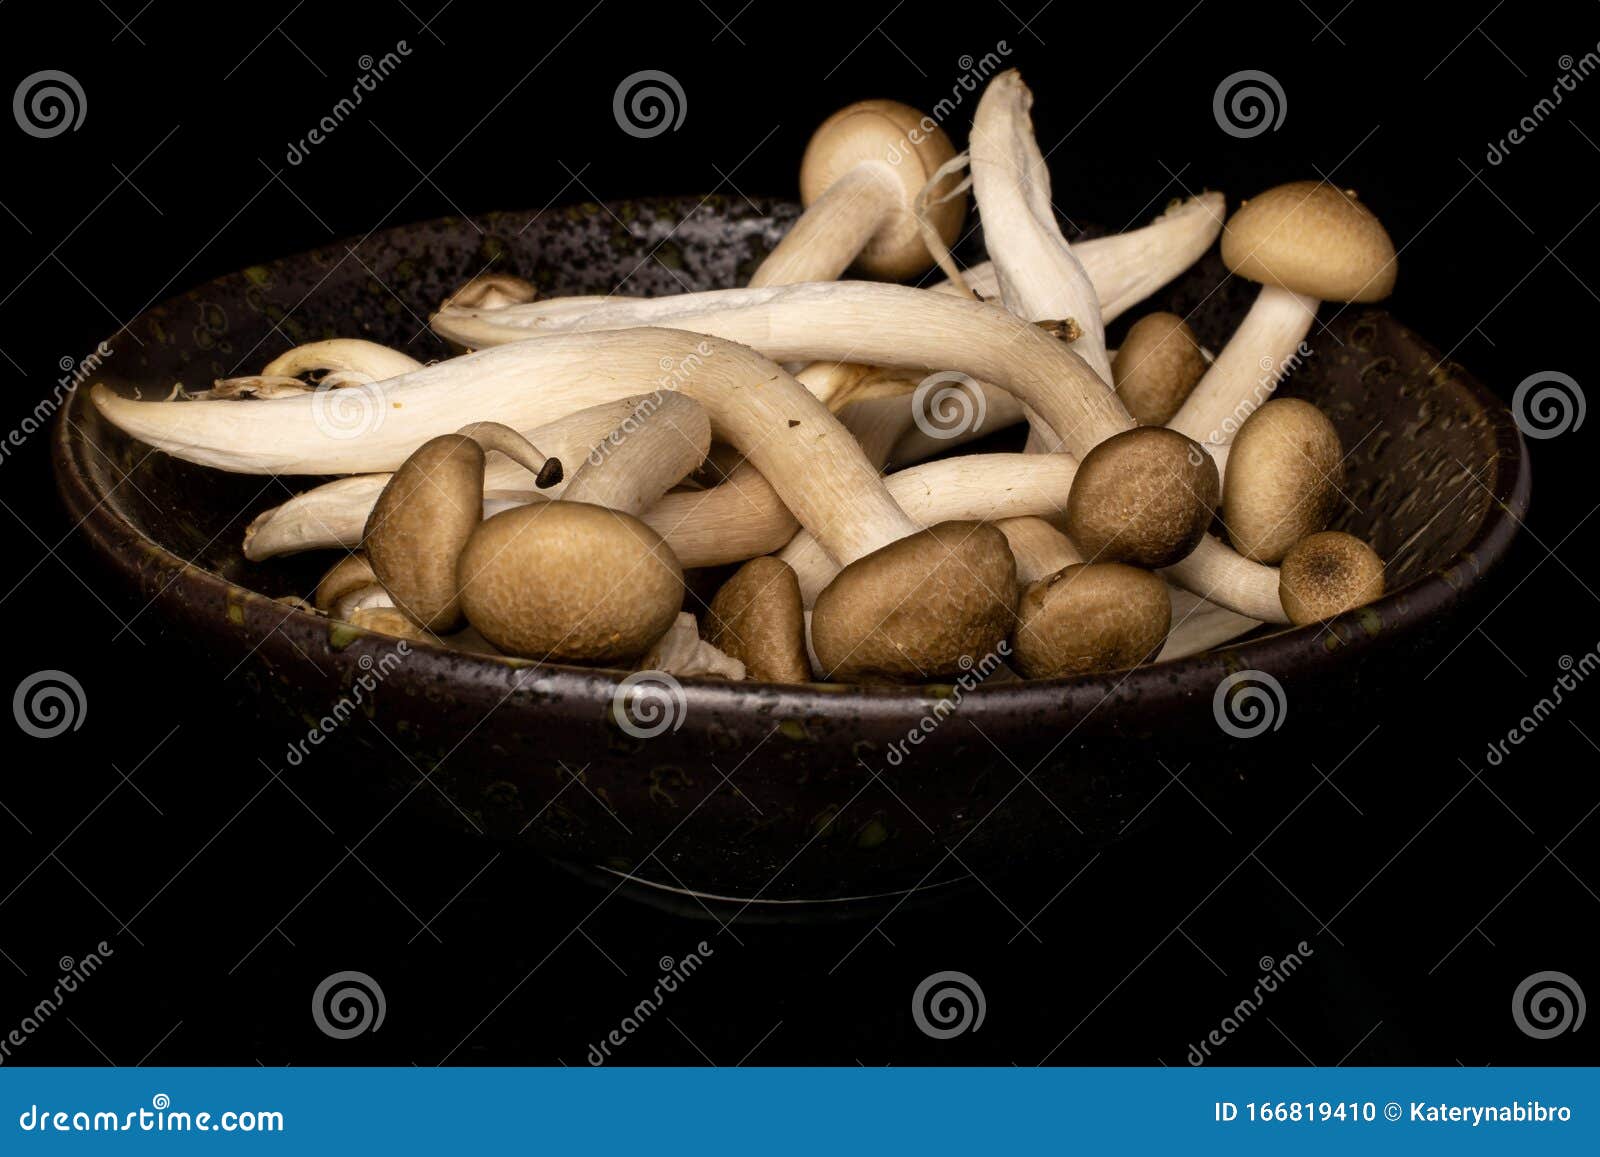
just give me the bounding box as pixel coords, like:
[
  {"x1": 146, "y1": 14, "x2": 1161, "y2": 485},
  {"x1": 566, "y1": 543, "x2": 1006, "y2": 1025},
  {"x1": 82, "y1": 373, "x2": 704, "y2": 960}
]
[
  {"x1": 1065, "y1": 427, "x2": 1219, "y2": 568},
  {"x1": 456, "y1": 501, "x2": 683, "y2": 664},
  {"x1": 363, "y1": 434, "x2": 485, "y2": 631},
  {"x1": 1278, "y1": 531, "x2": 1385, "y2": 625},
  {"x1": 347, "y1": 606, "x2": 430, "y2": 641},
  {"x1": 799, "y1": 99, "x2": 964, "y2": 279},
  {"x1": 1221, "y1": 181, "x2": 1396, "y2": 302},
  {"x1": 1012, "y1": 563, "x2": 1171, "y2": 678},
  {"x1": 1224, "y1": 398, "x2": 1345, "y2": 563},
  {"x1": 314, "y1": 553, "x2": 378, "y2": 612},
  {"x1": 704, "y1": 557, "x2": 809, "y2": 683},
  {"x1": 1113, "y1": 312, "x2": 1208, "y2": 426},
  {"x1": 811, "y1": 521, "x2": 1017, "y2": 682}
]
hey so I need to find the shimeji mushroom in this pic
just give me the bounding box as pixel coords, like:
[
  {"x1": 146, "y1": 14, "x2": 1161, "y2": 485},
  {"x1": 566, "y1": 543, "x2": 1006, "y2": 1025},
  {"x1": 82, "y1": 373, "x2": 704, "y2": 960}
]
[
  {"x1": 260, "y1": 338, "x2": 424, "y2": 383},
  {"x1": 703, "y1": 557, "x2": 809, "y2": 683},
  {"x1": 1065, "y1": 427, "x2": 1220, "y2": 568},
  {"x1": 640, "y1": 612, "x2": 746, "y2": 679},
  {"x1": 1012, "y1": 563, "x2": 1171, "y2": 679},
  {"x1": 429, "y1": 283, "x2": 1217, "y2": 568},
  {"x1": 363, "y1": 421, "x2": 559, "y2": 631},
  {"x1": 440, "y1": 273, "x2": 538, "y2": 313},
  {"x1": 1221, "y1": 398, "x2": 1344, "y2": 564},
  {"x1": 1278, "y1": 531, "x2": 1385, "y2": 625},
  {"x1": 1169, "y1": 182, "x2": 1396, "y2": 446},
  {"x1": 313, "y1": 553, "x2": 377, "y2": 611},
  {"x1": 456, "y1": 392, "x2": 711, "y2": 663},
  {"x1": 750, "y1": 100, "x2": 965, "y2": 286},
  {"x1": 1113, "y1": 312, "x2": 1208, "y2": 426}
]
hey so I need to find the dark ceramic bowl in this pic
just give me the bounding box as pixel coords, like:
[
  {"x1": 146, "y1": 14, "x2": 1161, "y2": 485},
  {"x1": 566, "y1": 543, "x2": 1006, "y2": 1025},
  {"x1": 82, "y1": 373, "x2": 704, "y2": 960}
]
[{"x1": 54, "y1": 198, "x2": 1529, "y2": 913}]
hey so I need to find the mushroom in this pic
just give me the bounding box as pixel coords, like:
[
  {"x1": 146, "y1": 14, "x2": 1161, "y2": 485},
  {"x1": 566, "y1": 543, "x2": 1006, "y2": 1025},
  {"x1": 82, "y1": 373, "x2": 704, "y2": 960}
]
[
  {"x1": 260, "y1": 338, "x2": 424, "y2": 383},
  {"x1": 334, "y1": 582, "x2": 396, "y2": 619},
  {"x1": 440, "y1": 273, "x2": 538, "y2": 313},
  {"x1": 702, "y1": 557, "x2": 808, "y2": 682},
  {"x1": 363, "y1": 421, "x2": 557, "y2": 631},
  {"x1": 313, "y1": 553, "x2": 377, "y2": 611},
  {"x1": 1113, "y1": 312, "x2": 1208, "y2": 426},
  {"x1": 1221, "y1": 398, "x2": 1343, "y2": 563},
  {"x1": 1065, "y1": 427, "x2": 1220, "y2": 568},
  {"x1": 346, "y1": 606, "x2": 430, "y2": 642},
  {"x1": 1012, "y1": 562, "x2": 1171, "y2": 679},
  {"x1": 1169, "y1": 182, "x2": 1396, "y2": 446},
  {"x1": 641, "y1": 612, "x2": 745, "y2": 679},
  {"x1": 1278, "y1": 531, "x2": 1385, "y2": 625},
  {"x1": 749, "y1": 100, "x2": 965, "y2": 286},
  {"x1": 455, "y1": 392, "x2": 711, "y2": 664},
  {"x1": 810, "y1": 520, "x2": 1017, "y2": 682}
]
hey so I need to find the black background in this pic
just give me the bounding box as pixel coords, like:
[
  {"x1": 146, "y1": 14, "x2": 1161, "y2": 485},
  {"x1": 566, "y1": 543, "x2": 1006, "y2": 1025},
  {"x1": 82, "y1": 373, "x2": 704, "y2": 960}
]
[{"x1": 0, "y1": 0, "x2": 1597, "y2": 1067}]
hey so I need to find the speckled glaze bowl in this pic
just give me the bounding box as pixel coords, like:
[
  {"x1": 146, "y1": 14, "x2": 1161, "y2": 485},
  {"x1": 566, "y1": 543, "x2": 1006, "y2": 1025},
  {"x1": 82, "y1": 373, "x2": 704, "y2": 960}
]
[{"x1": 54, "y1": 198, "x2": 1529, "y2": 912}]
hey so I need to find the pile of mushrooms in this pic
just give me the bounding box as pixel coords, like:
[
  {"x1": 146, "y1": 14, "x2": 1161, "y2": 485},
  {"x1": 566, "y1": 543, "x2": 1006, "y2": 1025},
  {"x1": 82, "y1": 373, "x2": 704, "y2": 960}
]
[{"x1": 92, "y1": 71, "x2": 1396, "y2": 686}]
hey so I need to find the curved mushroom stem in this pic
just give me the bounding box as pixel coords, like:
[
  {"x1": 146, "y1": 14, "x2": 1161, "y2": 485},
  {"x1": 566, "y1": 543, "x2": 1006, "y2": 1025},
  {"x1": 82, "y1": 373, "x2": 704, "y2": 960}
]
[
  {"x1": 455, "y1": 421, "x2": 563, "y2": 489},
  {"x1": 996, "y1": 516, "x2": 1082, "y2": 583},
  {"x1": 560, "y1": 392, "x2": 711, "y2": 516},
  {"x1": 970, "y1": 70, "x2": 1113, "y2": 387},
  {"x1": 749, "y1": 164, "x2": 903, "y2": 287},
  {"x1": 1167, "y1": 285, "x2": 1319, "y2": 445},
  {"x1": 261, "y1": 339, "x2": 424, "y2": 382},
  {"x1": 1160, "y1": 536, "x2": 1286, "y2": 623},
  {"x1": 96, "y1": 327, "x2": 918, "y2": 568}
]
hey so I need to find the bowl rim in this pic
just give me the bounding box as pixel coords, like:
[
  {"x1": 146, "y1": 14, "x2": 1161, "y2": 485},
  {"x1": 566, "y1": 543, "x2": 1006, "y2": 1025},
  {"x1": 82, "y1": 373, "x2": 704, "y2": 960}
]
[{"x1": 52, "y1": 202, "x2": 1533, "y2": 715}]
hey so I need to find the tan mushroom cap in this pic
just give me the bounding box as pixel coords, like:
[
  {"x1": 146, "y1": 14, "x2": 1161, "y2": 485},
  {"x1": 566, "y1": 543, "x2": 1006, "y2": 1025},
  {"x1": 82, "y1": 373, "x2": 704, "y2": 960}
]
[
  {"x1": 1065, "y1": 427, "x2": 1219, "y2": 568},
  {"x1": 363, "y1": 434, "x2": 485, "y2": 632},
  {"x1": 1113, "y1": 312, "x2": 1207, "y2": 426},
  {"x1": 1012, "y1": 563, "x2": 1171, "y2": 678},
  {"x1": 799, "y1": 99, "x2": 965, "y2": 279},
  {"x1": 1278, "y1": 531, "x2": 1385, "y2": 625},
  {"x1": 812, "y1": 521, "x2": 1016, "y2": 682},
  {"x1": 347, "y1": 606, "x2": 430, "y2": 642},
  {"x1": 704, "y1": 557, "x2": 809, "y2": 683},
  {"x1": 1222, "y1": 181, "x2": 1396, "y2": 302},
  {"x1": 1224, "y1": 398, "x2": 1345, "y2": 563},
  {"x1": 314, "y1": 553, "x2": 378, "y2": 612},
  {"x1": 457, "y1": 501, "x2": 683, "y2": 664}
]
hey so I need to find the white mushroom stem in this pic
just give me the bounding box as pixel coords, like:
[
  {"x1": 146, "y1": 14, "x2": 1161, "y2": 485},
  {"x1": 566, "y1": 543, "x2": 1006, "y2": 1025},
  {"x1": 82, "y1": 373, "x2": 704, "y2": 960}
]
[
  {"x1": 640, "y1": 612, "x2": 746, "y2": 679},
  {"x1": 996, "y1": 516, "x2": 1082, "y2": 583},
  {"x1": 970, "y1": 70, "x2": 1112, "y2": 386},
  {"x1": 260, "y1": 339, "x2": 424, "y2": 382},
  {"x1": 1161, "y1": 536, "x2": 1286, "y2": 623},
  {"x1": 455, "y1": 421, "x2": 561, "y2": 486},
  {"x1": 432, "y1": 283, "x2": 1129, "y2": 459},
  {"x1": 779, "y1": 453, "x2": 1079, "y2": 604},
  {"x1": 561, "y1": 392, "x2": 711, "y2": 516},
  {"x1": 96, "y1": 328, "x2": 917, "y2": 568},
  {"x1": 749, "y1": 164, "x2": 902, "y2": 288},
  {"x1": 1167, "y1": 286, "x2": 1318, "y2": 445}
]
